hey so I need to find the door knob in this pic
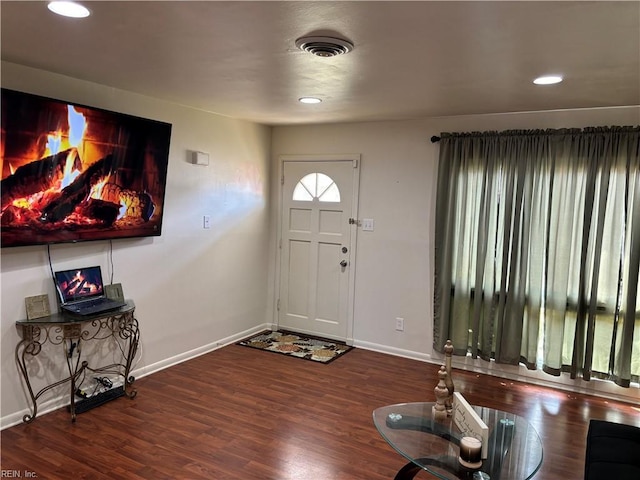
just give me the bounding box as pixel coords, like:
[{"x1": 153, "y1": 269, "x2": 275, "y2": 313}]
[{"x1": 340, "y1": 260, "x2": 348, "y2": 267}]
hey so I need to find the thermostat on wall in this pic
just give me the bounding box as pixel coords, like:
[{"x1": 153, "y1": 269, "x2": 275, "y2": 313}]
[{"x1": 191, "y1": 151, "x2": 210, "y2": 166}]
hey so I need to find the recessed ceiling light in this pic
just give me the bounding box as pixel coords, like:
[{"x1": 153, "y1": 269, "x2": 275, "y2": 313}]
[
  {"x1": 533, "y1": 75, "x2": 563, "y2": 85},
  {"x1": 299, "y1": 97, "x2": 322, "y2": 104},
  {"x1": 47, "y1": 1, "x2": 90, "y2": 18}
]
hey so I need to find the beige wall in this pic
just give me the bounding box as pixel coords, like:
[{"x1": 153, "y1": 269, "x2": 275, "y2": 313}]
[
  {"x1": 270, "y1": 107, "x2": 640, "y2": 403},
  {"x1": 0, "y1": 63, "x2": 273, "y2": 426},
  {"x1": 2, "y1": 61, "x2": 638, "y2": 427}
]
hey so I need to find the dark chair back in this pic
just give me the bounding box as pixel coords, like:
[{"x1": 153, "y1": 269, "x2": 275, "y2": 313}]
[{"x1": 584, "y1": 419, "x2": 640, "y2": 480}]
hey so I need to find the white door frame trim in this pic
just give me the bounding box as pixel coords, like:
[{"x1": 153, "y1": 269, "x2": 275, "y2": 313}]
[{"x1": 274, "y1": 154, "x2": 361, "y2": 344}]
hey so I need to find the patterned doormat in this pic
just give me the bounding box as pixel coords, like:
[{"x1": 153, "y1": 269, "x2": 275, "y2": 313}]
[{"x1": 237, "y1": 330, "x2": 354, "y2": 364}]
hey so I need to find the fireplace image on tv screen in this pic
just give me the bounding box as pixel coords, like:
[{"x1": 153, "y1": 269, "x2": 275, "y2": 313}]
[{"x1": 1, "y1": 89, "x2": 172, "y2": 248}]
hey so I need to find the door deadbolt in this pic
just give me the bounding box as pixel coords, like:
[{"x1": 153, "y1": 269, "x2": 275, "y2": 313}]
[{"x1": 342, "y1": 247, "x2": 348, "y2": 253}]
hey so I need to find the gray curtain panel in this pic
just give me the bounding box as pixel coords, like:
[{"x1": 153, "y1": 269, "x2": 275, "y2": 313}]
[{"x1": 433, "y1": 127, "x2": 639, "y2": 387}]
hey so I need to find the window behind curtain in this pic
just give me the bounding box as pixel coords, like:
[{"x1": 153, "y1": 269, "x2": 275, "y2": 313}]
[{"x1": 434, "y1": 127, "x2": 639, "y2": 387}]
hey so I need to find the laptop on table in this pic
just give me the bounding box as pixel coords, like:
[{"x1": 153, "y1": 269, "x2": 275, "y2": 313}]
[{"x1": 54, "y1": 266, "x2": 126, "y2": 316}]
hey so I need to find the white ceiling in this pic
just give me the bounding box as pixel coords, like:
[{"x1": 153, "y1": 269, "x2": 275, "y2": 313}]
[{"x1": 1, "y1": 1, "x2": 639, "y2": 126}]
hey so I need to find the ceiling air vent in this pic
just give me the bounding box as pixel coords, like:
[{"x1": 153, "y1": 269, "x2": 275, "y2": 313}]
[{"x1": 295, "y1": 36, "x2": 354, "y2": 57}]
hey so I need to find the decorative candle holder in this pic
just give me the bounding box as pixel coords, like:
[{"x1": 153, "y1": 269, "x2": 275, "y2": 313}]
[
  {"x1": 433, "y1": 365, "x2": 449, "y2": 422},
  {"x1": 444, "y1": 339, "x2": 455, "y2": 415},
  {"x1": 458, "y1": 436, "x2": 483, "y2": 469}
]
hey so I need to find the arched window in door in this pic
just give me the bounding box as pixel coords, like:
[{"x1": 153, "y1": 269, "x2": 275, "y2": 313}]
[{"x1": 292, "y1": 172, "x2": 341, "y2": 202}]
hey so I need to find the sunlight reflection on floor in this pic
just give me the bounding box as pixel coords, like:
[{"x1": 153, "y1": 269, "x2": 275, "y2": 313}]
[{"x1": 279, "y1": 445, "x2": 338, "y2": 479}]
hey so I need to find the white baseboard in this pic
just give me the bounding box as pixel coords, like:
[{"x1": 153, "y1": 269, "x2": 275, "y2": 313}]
[
  {"x1": 1, "y1": 396, "x2": 73, "y2": 430},
  {"x1": 132, "y1": 324, "x2": 270, "y2": 379},
  {"x1": 353, "y1": 339, "x2": 434, "y2": 363},
  {"x1": 353, "y1": 340, "x2": 640, "y2": 405},
  {"x1": 0, "y1": 324, "x2": 271, "y2": 430},
  {"x1": 4, "y1": 325, "x2": 636, "y2": 429}
]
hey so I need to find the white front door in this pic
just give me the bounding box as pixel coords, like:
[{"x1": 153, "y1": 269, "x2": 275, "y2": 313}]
[{"x1": 278, "y1": 157, "x2": 359, "y2": 341}]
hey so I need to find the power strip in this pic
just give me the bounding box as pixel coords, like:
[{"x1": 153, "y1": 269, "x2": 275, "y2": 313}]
[{"x1": 70, "y1": 386, "x2": 125, "y2": 414}]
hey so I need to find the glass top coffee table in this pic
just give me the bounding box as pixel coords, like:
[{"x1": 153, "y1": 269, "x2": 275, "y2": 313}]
[{"x1": 373, "y1": 402, "x2": 543, "y2": 480}]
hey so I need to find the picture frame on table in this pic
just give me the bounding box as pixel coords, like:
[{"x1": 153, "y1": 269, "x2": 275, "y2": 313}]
[{"x1": 25, "y1": 294, "x2": 51, "y2": 320}]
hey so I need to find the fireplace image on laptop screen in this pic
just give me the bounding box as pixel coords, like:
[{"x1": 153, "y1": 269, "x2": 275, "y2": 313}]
[
  {"x1": 58, "y1": 267, "x2": 104, "y2": 299},
  {"x1": 0, "y1": 88, "x2": 172, "y2": 248},
  {"x1": 55, "y1": 266, "x2": 126, "y2": 315}
]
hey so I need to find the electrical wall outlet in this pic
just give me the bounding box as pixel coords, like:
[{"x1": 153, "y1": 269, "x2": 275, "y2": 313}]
[{"x1": 395, "y1": 317, "x2": 404, "y2": 331}]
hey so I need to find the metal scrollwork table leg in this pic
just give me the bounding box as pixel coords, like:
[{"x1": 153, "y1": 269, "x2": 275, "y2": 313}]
[{"x1": 15, "y1": 304, "x2": 140, "y2": 423}]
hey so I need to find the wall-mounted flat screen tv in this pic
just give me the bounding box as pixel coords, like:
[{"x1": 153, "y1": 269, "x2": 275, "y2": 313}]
[{"x1": 1, "y1": 88, "x2": 172, "y2": 248}]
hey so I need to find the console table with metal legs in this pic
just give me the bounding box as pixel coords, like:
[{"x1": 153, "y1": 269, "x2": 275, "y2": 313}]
[{"x1": 15, "y1": 301, "x2": 140, "y2": 423}]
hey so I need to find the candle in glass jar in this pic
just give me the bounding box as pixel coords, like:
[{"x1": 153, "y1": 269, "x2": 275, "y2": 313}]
[{"x1": 458, "y1": 436, "x2": 482, "y2": 469}]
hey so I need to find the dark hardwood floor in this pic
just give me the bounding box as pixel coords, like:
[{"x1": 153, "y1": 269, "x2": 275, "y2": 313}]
[{"x1": 2, "y1": 344, "x2": 639, "y2": 479}]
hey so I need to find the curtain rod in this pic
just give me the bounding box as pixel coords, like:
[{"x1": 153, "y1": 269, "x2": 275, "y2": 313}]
[{"x1": 430, "y1": 126, "x2": 637, "y2": 144}]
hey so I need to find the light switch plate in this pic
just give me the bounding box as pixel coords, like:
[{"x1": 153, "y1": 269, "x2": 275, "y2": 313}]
[{"x1": 362, "y1": 218, "x2": 374, "y2": 231}]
